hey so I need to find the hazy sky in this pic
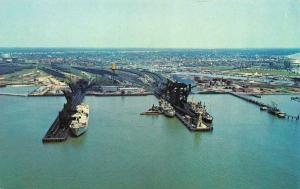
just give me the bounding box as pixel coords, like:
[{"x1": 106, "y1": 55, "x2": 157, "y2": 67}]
[{"x1": 0, "y1": 0, "x2": 300, "y2": 48}]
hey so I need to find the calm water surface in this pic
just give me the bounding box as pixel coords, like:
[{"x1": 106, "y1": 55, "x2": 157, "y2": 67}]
[
  {"x1": 0, "y1": 93, "x2": 299, "y2": 189},
  {"x1": 0, "y1": 85, "x2": 37, "y2": 94}
]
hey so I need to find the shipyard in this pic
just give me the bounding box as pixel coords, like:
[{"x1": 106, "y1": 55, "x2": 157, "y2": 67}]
[
  {"x1": 0, "y1": 49, "x2": 299, "y2": 145},
  {"x1": 40, "y1": 63, "x2": 216, "y2": 143},
  {"x1": 1, "y1": 0, "x2": 300, "y2": 187}
]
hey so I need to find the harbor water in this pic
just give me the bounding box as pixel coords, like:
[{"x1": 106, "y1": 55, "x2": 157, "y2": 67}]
[{"x1": 0, "y1": 92, "x2": 299, "y2": 189}]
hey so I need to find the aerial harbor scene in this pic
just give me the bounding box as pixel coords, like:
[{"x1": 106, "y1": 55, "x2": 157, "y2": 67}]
[{"x1": 0, "y1": 0, "x2": 300, "y2": 189}]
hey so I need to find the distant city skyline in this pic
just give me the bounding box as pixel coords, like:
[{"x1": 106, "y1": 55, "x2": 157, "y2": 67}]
[{"x1": 0, "y1": 0, "x2": 300, "y2": 48}]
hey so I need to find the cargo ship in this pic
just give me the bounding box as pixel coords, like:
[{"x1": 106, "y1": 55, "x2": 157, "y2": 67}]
[
  {"x1": 155, "y1": 80, "x2": 213, "y2": 131},
  {"x1": 70, "y1": 103, "x2": 89, "y2": 136},
  {"x1": 187, "y1": 100, "x2": 213, "y2": 124},
  {"x1": 268, "y1": 102, "x2": 286, "y2": 118},
  {"x1": 140, "y1": 104, "x2": 161, "y2": 115},
  {"x1": 268, "y1": 107, "x2": 286, "y2": 118},
  {"x1": 159, "y1": 99, "x2": 176, "y2": 117}
]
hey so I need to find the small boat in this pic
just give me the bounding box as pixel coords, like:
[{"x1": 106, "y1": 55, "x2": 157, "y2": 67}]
[
  {"x1": 163, "y1": 107, "x2": 175, "y2": 117},
  {"x1": 202, "y1": 113, "x2": 213, "y2": 123},
  {"x1": 140, "y1": 111, "x2": 161, "y2": 115},
  {"x1": 268, "y1": 102, "x2": 282, "y2": 117},
  {"x1": 277, "y1": 112, "x2": 286, "y2": 118},
  {"x1": 260, "y1": 106, "x2": 268, "y2": 110},
  {"x1": 159, "y1": 99, "x2": 175, "y2": 118},
  {"x1": 140, "y1": 104, "x2": 161, "y2": 115}
]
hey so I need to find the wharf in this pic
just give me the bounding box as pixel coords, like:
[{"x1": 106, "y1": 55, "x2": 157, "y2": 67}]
[
  {"x1": 175, "y1": 112, "x2": 213, "y2": 131},
  {"x1": 42, "y1": 91, "x2": 85, "y2": 143},
  {"x1": 249, "y1": 94, "x2": 261, "y2": 98},
  {"x1": 42, "y1": 117, "x2": 69, "y2": 143},
  {"x1": 153, "y1": 101, "x2": 213, "y2": 132},
  {"x1": 42, "y1": 79, "x2": 89, "y2": 143},
  {"x1": 154, "y1": 80, "x2": 214, "y2": 132},
  {"x1": 291, "y1": 97, "x2": 300, "y2": 102},
  {"x1": 229, "y1": 92, "x2": 299, "y2": 120},
  {"x1": 229, "y1": 92, "x2": 267, "y2": 107}
]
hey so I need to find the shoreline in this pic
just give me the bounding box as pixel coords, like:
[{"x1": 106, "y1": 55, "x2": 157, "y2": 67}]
[
  {"x1": 197, "y1": 91, "x2": 300, "y2": 95},
  {"x1": 0, "y1": 91, "x2": 299, "y2": 97},
  {"x1": 9, "y1": 84, "x2": 37, "y2": 87},
  {"x1": 27, "y1": 92, "x2": 153, "y2": 97},
  {"x1": 0, "y1": 84, "x2": 37, "y2": 87}
]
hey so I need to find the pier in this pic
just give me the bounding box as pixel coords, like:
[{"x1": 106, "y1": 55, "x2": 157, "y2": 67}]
[
  {"x1": 229, "y1": 92, "x2": 268, "y2": 107},
  {"x1": 42, "y1": 79, "x2": 91, "y2": 143},
  {"x1": 286, "y1": 115, "x2": 300, "y2": 120},
  {"x1": 229, "y1": 92, "x2": 299, "y2": 120},
  {"x1": 155, "y1": 79, "x2": 213, "y2": 132},
  {"x1": 175, "y1": 112, "x2": 213, "y2": 131},
  {"x1": 291, "y1": 97, "x2": 300, "y2": 102}
]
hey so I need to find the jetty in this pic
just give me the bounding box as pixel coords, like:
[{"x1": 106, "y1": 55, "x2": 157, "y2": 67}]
[
  {"x1": 286, "y1": 115, "x2": 300, "y2": 120},
  {"x1": 175, "y1": 112, "x2": 212, "y2": 131},
  {"x1": 229, "y1": 92, "x2": 268, "y2": 106},
  {"x1": 249, "y1": 94, "x2": 261, "y2": 98},
  {"x1": 229, "y1": 92, "x2": 299, "y2": 120},
  {"x1": 42, "y1": 79, "x2": 91, "y2": 143},
  {"x1": 291, "y1": 97, "x2": 300, "y2": 102},
  {"x1": 155, "y1": 80, "x2": 213, "y2": 132}
]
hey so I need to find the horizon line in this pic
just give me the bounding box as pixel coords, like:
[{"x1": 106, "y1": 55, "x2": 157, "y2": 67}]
[{"x1": 0, "y1": 47, "x2": 300, "y2": 50}]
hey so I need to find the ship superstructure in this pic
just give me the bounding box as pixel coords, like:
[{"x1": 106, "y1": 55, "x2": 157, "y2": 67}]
[
  {"x1": 70, "y1": 103, "x2": 89, "y2": 136},
  {"x1": 155, "y1": 80, "x2": 213, "y2": 131},
  {"x1": 159, "y1": 99, "x2": 175, "y2": 117},
  {"x1": 187, "y1": 100, "x2": 213, "y2": 124}
]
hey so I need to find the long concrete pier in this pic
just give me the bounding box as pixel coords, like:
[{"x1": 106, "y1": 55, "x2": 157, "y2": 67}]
[
  {"x1": 42, "y1": 79, "x2": 89, "y2": 143},
  {"x1": 291, "y1": 97, "x2": 300, "y2": 102},
  {"x1": 42, "y1": 90, "x2": 85, "y2": 143},
  {"x1": 229, "y1": 92, "x2": 269, "y2": 107},
  {"x1": 229, "y1": 92, "x2": 299, "y2": 120}
]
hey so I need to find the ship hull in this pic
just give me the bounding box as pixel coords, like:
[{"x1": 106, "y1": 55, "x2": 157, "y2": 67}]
[
  {"x1": 163, "y1": 110, "x2": 175, "y2": 117},
  {"x1": 70, "y1": 126, "x2": 88, "y2": 137},
  {"x1": 202, "y1": 117, "x2": 213, "y2": 123}
]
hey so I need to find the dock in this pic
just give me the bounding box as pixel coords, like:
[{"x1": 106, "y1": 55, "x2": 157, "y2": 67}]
[
  {"x1": 229, "y1": 92, "x2": 267, "y2": 107},
  {"x1": 249, "y1": 94, "x2": 261, "y2": 98},
  {"x1": 286, "y1": 114, "x2": 300, "y2": 120},
  {"x1": 42, "y1": 79, "x2": 91, "y2": 143},
  {"x1": 42, "y1": 90, "x2": 85, "y2": 143},
  {"x1": 291, "y1": 97, "x2": 300, "y2": 102},
  {"x1": 175, "y1": 112, "x2": 213, "y2": 132},
  {"x1": 154, "y1": 80, "x2": 213, "y2": 132},
  {"x1": 42, "y1": 116, "x2": 69, "y2": 142},
  {"x1": 229, "y1": 92, "x2": 299, "y2": 120}
]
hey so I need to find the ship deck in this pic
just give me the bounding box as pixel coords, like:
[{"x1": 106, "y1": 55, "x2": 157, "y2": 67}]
[
  {"x1": 42, "y1": 84, "x2": 86, "y2": 143},
  {"x1": 175, "y1": 112, "x2": 213, "y2": 132}
]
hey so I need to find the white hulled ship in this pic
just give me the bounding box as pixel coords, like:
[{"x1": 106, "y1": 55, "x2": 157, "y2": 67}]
[
  {"x1": 69, "y1": 103, "x2": 89, "y2": 136},
  {"x1": 159, "y1": 99, "x2": 175, "y2": 117}
]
